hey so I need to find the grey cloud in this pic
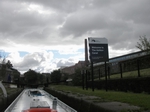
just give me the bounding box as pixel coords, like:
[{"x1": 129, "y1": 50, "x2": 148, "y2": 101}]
[
  {"x1": 0, "y1": 0, "x2": 64, "y2": 39},
  {"x1": 59, "y1": 0, "x2": 150, "y2": 50},
  {"x1": 17, "y1": 56, "x2": 40, "y2": 68},
  {"x1": 23, "y1": 0, "x2": 86, "y2": 13},
  {"x1": 57, "y1": 59, "x2": 75, "y2": 68},
  {"x1": 60, "y1": 10, "x2": 108, "y2": 37},
  {"x1": 1, "y1": 0, "x2": 150, "y2": 73},
  {"x1": 114, "y1": 0, "x2": 150, "y2": 25}
]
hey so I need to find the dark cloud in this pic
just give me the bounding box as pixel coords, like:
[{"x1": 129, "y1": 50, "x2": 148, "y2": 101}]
[
  {"x1": 1, "y1": 0, "x2": 150, "y2": 48},
  {"x1": 60, "y1": 10, "x2": 108, "y2": 37},
  {"x1": 1, "y1": 0, "x2": 150, "y2": 73}
]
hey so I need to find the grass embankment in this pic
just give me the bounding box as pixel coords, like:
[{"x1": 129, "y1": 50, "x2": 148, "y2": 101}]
[
  {"x1": 50, "y1": 85, "x2": 150, "y2": 110},
  {"x1": 95, "y1": 68, "x2": 150, "y2": 80},
  {"x1": 0, "y1": 85, "x2": 20, "y2": 96}
]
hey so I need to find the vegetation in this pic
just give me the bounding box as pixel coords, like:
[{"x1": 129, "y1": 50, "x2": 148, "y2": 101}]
[
  {"x1": 61, "y1": 72, "x2": 69, "y2": 82},
  {"x1": 23, "y1": 69, "x2": 48, "y2": 85},
  {"x1": 0, "y1": 86, "x2": 22, "y2": 96},
  {"x1": 136, "y1": 35, "x2": 150, "y2": 51},
  {"x1": 22, "y1": 69, "x2": 69, "y2": 86},
  {"x1": 24, "y1": 69, "x2": 39, "y2": 84},
  {"x1": 0, "y1": 58, "x2": 20, "y2": 81},
  {"x1": 50, "y1": 69, "x2": 61, "y2": 83},
  {"x1": 72, "y1": 68, "x2": 82, "y2": 86}
]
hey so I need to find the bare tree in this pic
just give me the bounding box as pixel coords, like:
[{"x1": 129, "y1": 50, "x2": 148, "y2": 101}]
[{"x1": 136, "y1": 35, "x2": 150, "y2": 51}]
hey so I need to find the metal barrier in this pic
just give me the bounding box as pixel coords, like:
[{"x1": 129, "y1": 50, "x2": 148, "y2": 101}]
[
  {"x1": 45, "y1": 91, "x2": 77, "y2": 112},
  {"x1": 57, "y1": 98, "x2": 77, "y2": 112}
]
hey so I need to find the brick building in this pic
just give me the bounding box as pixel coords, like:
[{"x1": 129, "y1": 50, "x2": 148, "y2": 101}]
[{"x1": 60, "y1": 61, "x2": 85, "y2": 75}]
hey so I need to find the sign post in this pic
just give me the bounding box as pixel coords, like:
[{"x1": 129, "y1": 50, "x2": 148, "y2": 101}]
[{"x1": 88, "y1": 37, "x2": 109, "y2": 91}]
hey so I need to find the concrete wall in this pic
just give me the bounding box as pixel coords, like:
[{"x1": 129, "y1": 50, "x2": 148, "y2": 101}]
[{"x1": 44, "y1": 88, "x2": 113, "y2": 112}]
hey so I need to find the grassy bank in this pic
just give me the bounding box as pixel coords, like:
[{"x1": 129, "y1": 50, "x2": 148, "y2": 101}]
[
  {"x1": 49, "y1": 85, "x2": 150, "y2": 110},
  {"x1": 0, "y1": 86, "x2": 20, "y2": 96},
  {"x1": 96, "y1": 68, "x2": 150, "y2": 80}
]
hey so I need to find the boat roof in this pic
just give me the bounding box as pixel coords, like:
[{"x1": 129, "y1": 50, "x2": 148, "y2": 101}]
[
  {"x1": 23, "y1": 108, "x2": 57, "y2": 112},
  {"x1": 30, "y1": 101, "x2": 50, "y2": 108}
]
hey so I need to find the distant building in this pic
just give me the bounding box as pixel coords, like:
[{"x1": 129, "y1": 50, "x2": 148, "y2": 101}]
[
  {"x1": 60, "y1": 61, "x2": 85, "y2": 75},
  {"x1": 0, "y1": 64, "x2": 20, "y2": 82}
]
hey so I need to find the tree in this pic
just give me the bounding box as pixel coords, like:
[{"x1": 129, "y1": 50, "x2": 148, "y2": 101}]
[
  {"x1": 0, "y1": 58, "x2": 7, "y2": 79},
  {"x1": 6, "y1": 60, "x2": 13, "y2": 68},
  {"x1": 136, "y1": 35, "x2": 150, "y2": 51},
  {"x1": 38, "y1": 73, "x2": 47, "y2": 84},
  {"x1": 61, "y1": 73, "x2": 69, "y2": 81},
  {"x1": 72, "y1": 68, "x2": 82, "y2": 86},
  {"x1": 24, "y1": 69, "x2": 38, "y2": 85},
  {"x1": 50, "y1": 70, "x2": 61, "y2": 83},
  {"x1": 12, "y1": 69, "x2": 20, "y2": 82}
]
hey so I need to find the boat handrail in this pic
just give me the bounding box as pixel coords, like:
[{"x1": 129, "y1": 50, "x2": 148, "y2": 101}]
[
  {"x1": 45, "y1": 91, "x2": 77, "y2": 112},
  {"x1": 56, "y1": 98, "x2": 77, "y2": 112}
]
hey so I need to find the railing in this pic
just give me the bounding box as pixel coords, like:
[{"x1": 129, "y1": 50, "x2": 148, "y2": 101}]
[
  {"x1": 57, "y1": 98, "x2": 77, "y2": 112},
  {"x1": 46, "y1": 91, "x2": 77, "y2": 112}
]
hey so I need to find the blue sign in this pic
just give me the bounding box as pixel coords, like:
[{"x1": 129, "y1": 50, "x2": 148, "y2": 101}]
[{"x1": 88, "y1": 38, "x2": 109, "y2": 63}]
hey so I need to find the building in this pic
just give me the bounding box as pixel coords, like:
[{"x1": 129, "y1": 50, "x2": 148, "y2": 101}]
[
  {"x1": 0, "y1": 64, "x2": 20, "y2": 82},
  {"x1": 60, "y1": 61, "x2": 85, "y2": 75}
]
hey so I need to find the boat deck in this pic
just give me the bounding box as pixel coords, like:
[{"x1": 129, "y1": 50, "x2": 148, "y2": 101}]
[{"x1": 5, "y1": 89, "x2": 77, "y2": 112}]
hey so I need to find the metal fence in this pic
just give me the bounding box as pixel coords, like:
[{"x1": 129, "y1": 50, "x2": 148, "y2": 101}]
[{"x1": 46, "y1": 91, "x2": 77, "y2": 112}]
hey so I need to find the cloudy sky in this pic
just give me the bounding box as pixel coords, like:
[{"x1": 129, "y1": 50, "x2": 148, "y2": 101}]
[{"x1": 0, "y1": 0, "x2": 150, "y2": 74}]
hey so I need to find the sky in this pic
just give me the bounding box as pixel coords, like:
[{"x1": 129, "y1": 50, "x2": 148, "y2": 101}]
[{"x1": 0, "y1": 0, "x2": 150, "y2": 74}]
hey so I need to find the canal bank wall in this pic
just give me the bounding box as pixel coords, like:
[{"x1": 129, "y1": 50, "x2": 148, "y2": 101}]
[
  {"x1": 45, "y1": 88, "x2": 114, "y2": 112},
  {"x1": 0, "y1": 89, "x2": 23, "y2": 112}
]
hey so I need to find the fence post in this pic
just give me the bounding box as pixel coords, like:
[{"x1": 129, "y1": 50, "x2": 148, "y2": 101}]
[
  {"x1": 85, "y1": 70, "x2": 88, "y2": 90},
  {"x1": 98, "y1": 68, "x2": 101, "y2": 80},
  {"x1": 105, "y1": 62, "x2": 108, "y2": 91},
  {"x1": 137, "y1": 59, "x2": 141, "y2": 77},
  {"x1": 108, "y1": 66, "x2": 110, "y2": 79},
  {"x1": 88, "y1": 71, "x2": 91, "y2": 80},
  {"x1": 81, "y1": 70, "x2": 84, "y2": 90},
  {"x1": 91, "y1": 61, "x2": 94, "y2": 91},
  {"x1": 120, "y1": 63, "x2": 123, "y2": 78}
]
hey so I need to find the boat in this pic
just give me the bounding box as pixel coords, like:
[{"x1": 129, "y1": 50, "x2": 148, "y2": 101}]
[{"x1": 4, "y1": 89, "x2": 77, "y2": 112}]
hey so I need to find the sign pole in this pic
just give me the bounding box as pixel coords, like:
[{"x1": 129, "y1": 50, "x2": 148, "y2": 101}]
[
  {"x1": 88, "y1": 37, "x2": 109, "y2": 92},
  {"x1": 105, "y1": 61, "x2": 108, "y2": 91},
  {"x1": 85, "y1": 70, "x2": 88, "y2": 90},
  {"x1": 91, "y1": 60, "x2": 94, "y2": 91},
  {"x1": 81, "y1": 70, "x2": 84, "y2": 90}
]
